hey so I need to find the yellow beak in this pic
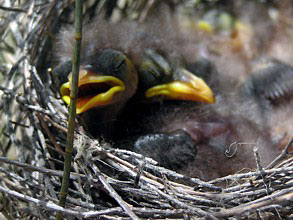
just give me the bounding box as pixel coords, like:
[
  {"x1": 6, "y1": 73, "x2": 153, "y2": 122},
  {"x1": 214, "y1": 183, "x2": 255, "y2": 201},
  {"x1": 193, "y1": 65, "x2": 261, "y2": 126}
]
[
  {"x1": 145, "y1": 69, "x2": 215, "y2": 103},
  {"x1": 60, "y1": 70, "x2": 125, "y2": 114}
]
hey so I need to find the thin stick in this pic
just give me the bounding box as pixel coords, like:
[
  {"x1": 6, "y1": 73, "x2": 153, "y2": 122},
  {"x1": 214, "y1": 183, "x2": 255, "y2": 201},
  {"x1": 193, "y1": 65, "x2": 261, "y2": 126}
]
[
  {"x1": 57, "y1": 0, "x2": 83, "y2": 219},
  {"x1": 96, "y1": 169, "x2": 140, "y2": 220},
  {"x1": 0, "y1": 5, "x2": 27, "y2": 13},
  {"x1": 37, "y1": 112, "x2": 65, "y2": 156},
  {"x1": 213, "y1": 189, "x2": 293, "y2": 218},
  {"x1": 266, "y1": 137, "x2": 293, "y2": 169}
]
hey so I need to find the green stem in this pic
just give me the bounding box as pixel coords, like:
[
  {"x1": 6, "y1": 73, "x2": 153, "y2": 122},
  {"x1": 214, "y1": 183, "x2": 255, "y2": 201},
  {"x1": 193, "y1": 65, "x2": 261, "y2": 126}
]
[{"x1": 56, "y1": 0, "x2": 83, "y2": 219}]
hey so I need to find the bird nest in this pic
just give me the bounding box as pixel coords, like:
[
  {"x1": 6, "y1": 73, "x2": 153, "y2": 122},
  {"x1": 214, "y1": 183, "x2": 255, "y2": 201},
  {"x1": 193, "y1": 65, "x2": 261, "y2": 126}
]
[{"x1": 0, "y1": 0, "x2": 292, "y2": 219}]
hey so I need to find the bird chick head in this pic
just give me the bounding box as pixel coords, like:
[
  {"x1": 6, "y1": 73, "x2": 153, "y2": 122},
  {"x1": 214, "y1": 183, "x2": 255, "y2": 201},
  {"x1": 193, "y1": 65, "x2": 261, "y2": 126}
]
[
  {"x1": 60, "y1": 48, "x2": 138, "y2": 114},
  {"x1": 138, "y1": 49, "x2": 215, "y2": 103}
]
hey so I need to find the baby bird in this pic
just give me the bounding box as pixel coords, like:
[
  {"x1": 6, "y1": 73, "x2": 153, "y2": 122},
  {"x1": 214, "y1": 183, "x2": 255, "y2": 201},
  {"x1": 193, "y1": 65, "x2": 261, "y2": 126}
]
[
  {"x1": 54, "y1": 4, "x2": 292, "y2": 180},
  {"x1": 54, "y1": 19, "x2": 215, "y2": 170}
]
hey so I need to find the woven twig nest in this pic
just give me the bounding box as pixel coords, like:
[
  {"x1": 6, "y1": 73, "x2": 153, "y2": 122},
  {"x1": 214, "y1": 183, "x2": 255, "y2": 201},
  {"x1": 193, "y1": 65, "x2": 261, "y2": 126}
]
[{"x1": 0, "y1": 0, "x2": 292, "y2": 219}]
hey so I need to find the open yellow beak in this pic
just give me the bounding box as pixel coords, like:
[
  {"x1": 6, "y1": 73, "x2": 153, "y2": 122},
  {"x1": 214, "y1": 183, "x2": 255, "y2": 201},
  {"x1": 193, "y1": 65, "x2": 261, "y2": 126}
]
[
  {"x1": 145, "y1": 69, "x2": 215, "y2": 103},
  {"x1": 60, "y1": 70, "x2": 125, "y2": 114}
]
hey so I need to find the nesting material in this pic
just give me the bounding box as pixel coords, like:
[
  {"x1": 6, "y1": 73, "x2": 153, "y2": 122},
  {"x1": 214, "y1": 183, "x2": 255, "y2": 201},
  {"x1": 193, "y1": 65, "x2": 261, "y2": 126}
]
[{"x1": 0, "y1": 0, "x2": 292, "y2": 219}]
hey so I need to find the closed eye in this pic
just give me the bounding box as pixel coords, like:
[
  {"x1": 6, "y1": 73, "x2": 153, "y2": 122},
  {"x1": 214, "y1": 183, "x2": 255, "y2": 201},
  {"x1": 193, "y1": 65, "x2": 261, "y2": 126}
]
[
  {"x1": 113, "y1": 56, "x2": 126, "y2": 72},
  {"x1": 147, "y1": 64, "x2": 163, "y2": 79}
]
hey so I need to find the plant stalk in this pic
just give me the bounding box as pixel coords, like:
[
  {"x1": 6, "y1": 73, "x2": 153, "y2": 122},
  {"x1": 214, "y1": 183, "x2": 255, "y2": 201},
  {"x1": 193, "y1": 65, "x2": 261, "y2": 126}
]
[{"x1": 56, "y1": 0, "x2": 83, "y2": 219}]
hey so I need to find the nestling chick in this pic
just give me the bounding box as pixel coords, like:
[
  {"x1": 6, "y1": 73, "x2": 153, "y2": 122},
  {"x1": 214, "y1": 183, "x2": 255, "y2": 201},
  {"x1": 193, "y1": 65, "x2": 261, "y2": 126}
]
[
  {"x1": 54, "y1": 18, "x2": 215, "y2": 170},
  {"x1": 54, "y1": 3, "x2": 293, "y2": 180}
]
